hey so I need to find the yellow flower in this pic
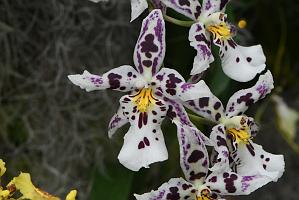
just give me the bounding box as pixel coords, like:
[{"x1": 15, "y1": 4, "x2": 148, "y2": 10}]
[
  {"x1": 0, "y1": 159, "x2": 6, "y2": 177},
  {"x1": 7, "y1": 172, "x2": 60, "y2": 200},
  {"x1": 0, "y1": 189, "x2": 10, "y2": 199},
  {"x1": 65, "y1": 190, "x2": 77, "y2": 200}
]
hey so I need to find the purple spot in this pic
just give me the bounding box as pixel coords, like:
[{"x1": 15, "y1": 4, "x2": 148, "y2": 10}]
[
  {"x1": 187, "y1": 150, "x2": 204, "y2": 163},
  {"x1": 144, "y1": 137, "x2": 150, "y2": 146},
  {"x1": 138, "y1": 141, "x2": 145, "y2": 149}
]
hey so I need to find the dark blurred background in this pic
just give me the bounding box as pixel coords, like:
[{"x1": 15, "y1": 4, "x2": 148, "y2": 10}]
[{"x1": 0, "y1": 0, "x2": 298, "y2": 199}]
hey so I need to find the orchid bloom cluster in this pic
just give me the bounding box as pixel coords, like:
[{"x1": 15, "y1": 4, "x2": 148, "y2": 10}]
[
  {"x1": 69, "y1": 0, "x2": 285, "y2": 199},
  {"x1": 0, "y1": 159, "x2": 77, "y2": 200}
]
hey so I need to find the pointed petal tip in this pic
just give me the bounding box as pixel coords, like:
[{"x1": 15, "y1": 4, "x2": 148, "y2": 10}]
[{"x1": 67, "y1": 74, "x2": 81, "y2": 85}]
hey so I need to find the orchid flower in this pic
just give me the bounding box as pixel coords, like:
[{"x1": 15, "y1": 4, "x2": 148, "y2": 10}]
[
  {"x1": 134, "y1": 119, "x2": 280, "y2": 200},
  {"x1": 184, "y1": 71, "x2": 285, "y2": 183},
  {"x1": 160, "y1": 0, "x2": 266, "y2": 82},
  {"x1": 68, "y1": 9, "x2": 211, "y2": 171},
  {"x1": 88, "y1": 0, "x2": 166, "y2": 22}
]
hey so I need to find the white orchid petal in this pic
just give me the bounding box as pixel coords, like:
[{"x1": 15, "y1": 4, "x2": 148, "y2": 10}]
[
  {"x1": 117, "y1": 94, "x2": 168, "y2": 171},
  {"x1": 220, "y1": 39, "x2": 266, "y2": 82},
  {"x1": 154, "y1": 68, "x2": 212, "y2": 102},
  {"x1": 131, "y1": 0, "x2": 148, "y2": 22},
  {"x1": 108, "y1": 106, "x2": 129, "y2": 138},
  {"x1": 225, "y1": 70, "x2": 274, "y2": 117},
  {"x1": 205, "y1": 171, "x2": 272, "y2": 195},
  {"x1": 134, "y1": 178, "x2": 196, "y2": 200},
  {"x1": 68, "y1": 65, "x2": 143, "y2": 92},
  {"x1": 173, "y1": 121, "x2": 209, "y2": 184},
  {"x1": 134, "y1": 9, "x2": 165, "y2": 79},
  {"x1": 201, "y1": 0, "x2": 231, "y2": 16},
  {"x1": 160, "y1": 0, "x2": 202, "y2": 20},
  {"x1": 184, "y1": 85, "x2": 225, "y2": 123},
  {"x1": 189, "y1": 22, "x2": 214, "y2": 75},
  {"x1": 234, "y1": 142, "x2": 285, "y2": 182},
  {"x1": 209, "y1": 124, "x2": 230, "y2": 172}
]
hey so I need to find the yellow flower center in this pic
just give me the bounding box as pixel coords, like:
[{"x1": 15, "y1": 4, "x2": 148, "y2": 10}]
[
  {"x1": 196, "y1": 189, "x2": 214, "y2": 200},
  {"x1": 227, "y1": 128, "x2": 251, "y2": 144},
  {"x1": 207, "y1": 22, "x2": 232, "y2": 40},
  {"x1": 132, "y1": 88, "x2": 157, "y2": 113}
]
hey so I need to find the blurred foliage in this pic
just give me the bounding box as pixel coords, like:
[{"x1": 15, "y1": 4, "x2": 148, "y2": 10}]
[{"x1": 90, "y1": 163, "x2": 134, "y2": 200}]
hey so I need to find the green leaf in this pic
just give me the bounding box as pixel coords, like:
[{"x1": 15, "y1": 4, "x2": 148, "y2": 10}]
[
  {"x1": 206, "y1": 46, "x2": 231, "y2": 98},
  {"x1": 90, "y1": 164, "x2": 134, "y2": 200}
]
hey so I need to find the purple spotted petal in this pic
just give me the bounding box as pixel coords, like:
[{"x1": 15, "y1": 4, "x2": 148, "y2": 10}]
[
  {"x1": 151, "y1": 0, "x2": 167, "y2": 13},
  {"x1": 209, "y1": 124, "x2": 230, "y2": 172},
  {"x1": 184, "y1": 87, "x2": 225, "y2": 123},
  {"x1": 234, "y1": 142, "x2": 285, "y2": 182},
  {"x1": 225, "y1": 71, "x2": 274, "y2": 118},
  {"x1": 165, "y1": 98, "x2": 211, "y2": 145},
  {"x1": 68, "y1": 65, "x2": 143, "y2": 92},
  {"x1": 117, "y1": 94, "x2": 168, "y2": 171},
  {"x1": 219, "y1": 39, "x2": 266, "y2": 82},
  {"x1": 247, "y1": 117, "x2": 259, "y2": 137},
  {"x1": 160, "y1": 0, "x2": 202, "y2": 20},
  {"x1": 134, "y1": 9, "x2": 165, "y2": 78},
  {"x1": 201, "y1": 0, "x2": 230, "y2": 16},
  {"x1": 205, "y1": 171, "x2": 272, "y2": 195},
  {"x1": 134, "y1": 178, "x2": 196, "y2": 200},
  {"x1": 154, "y1": 68, "x2": 212, "y2": 101},
  {"x1": 108, "y1": 106, "x2": 129, "y2": 138},
  {"x1": 174, "y1": 120, "x2": 209, "y2": 184},
  {"x1": 189, "y1": 22, "x2": 214, "y2": 75}
]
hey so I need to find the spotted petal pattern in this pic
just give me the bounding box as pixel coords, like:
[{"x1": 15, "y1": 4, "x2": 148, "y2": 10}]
[
  {"x1": 131, "y1": 0, "x2": 148, "y2": 22},
  {"x1": 108, "y1": 106, "x2": 129, "y2": 138},
  {"x1": 205, "y1": 171, "x2": 272, "y2": 195},
  {"x1": 247, "y1": 117, "x2": 259, "y2": 137},
  {"x1": 165, "y1": 98, "x2": 211, "y2": 144},
  {"x1": 134, "y1": 9, "x2": 165, "y2": 79},
  {"x1": 152, "y1": 0, "x2": 167, "y2": 14},
  {"x1": 154, "y1": 68, "x2": 212, "y2": 102},
  {"x1": 117, "y1": 94, "x2": 168, "y2": 171},
  {"x1": 68, "y1": 65, "x2": 144, "y2": 92},
  {"x1": 234, "y1": 142, "x2": 285, "y2": 182},
  {"x1": 189, "y1": 22, "x2": 214, "y2": 75},
  {"x1": 201, "y1": 0, "x2": 231, "y2": 16},
  {"x1": 161, "y1": 0, "x2": 201, "y2": 21},
  {"x1": 225, "y1": 71, "x2": 274, "y2": 117},
  {"x1": 184, "y1": 86, "x2": 225, "y2": 123},
  {"x1": 219, "y1": 39, "x2": 266, "y2": 82},
  {"x1": 174, "y1": 121, "x2": 209, "y2": 184},
  {"x1": 134, "y1": 178, "x2": 196, "y2": 200},
  {"x1": 209, "y1": 124, "x2": 230, "y2": 172}
]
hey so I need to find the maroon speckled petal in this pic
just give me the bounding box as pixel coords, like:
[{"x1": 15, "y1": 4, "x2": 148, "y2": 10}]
[
  {"x1": 225, "y1": 71, "x2": 273, "y2": 118},
  {"x1": 174, "y1": 120, "x2": 210, "y2": 184},
  {"x1": 189, "y1": 22, "x2": 214, "y2": 75},
  {"x1": 202, "y1": 0, "x2": 230, "y2": 17},
  {"x1": 205, "y1": 171, "x2": 271, "y2": 196},
  {"x1": 68, "y1": 65, "x2": 143, "y2": 92},
  {"x1": 135, "y1": 178, "x2": 196, "y2": 200},
  {"x1": 134, "y1": 9, "x2": 165, "y2": 78},
  {"x1": 161, "y1": 0, "x2": 202, "y2": 20}
]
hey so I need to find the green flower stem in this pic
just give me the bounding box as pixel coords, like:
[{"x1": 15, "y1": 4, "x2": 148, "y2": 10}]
[
  {"x1": 188, "y1": 113, "x2": 217, "y2": 126},
  {"x1": 163, "y1": 14, "x2": 194, "y2": 27},
  {"x1": 147, "y1": 1, "x2": 194, "y2": 27}
]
